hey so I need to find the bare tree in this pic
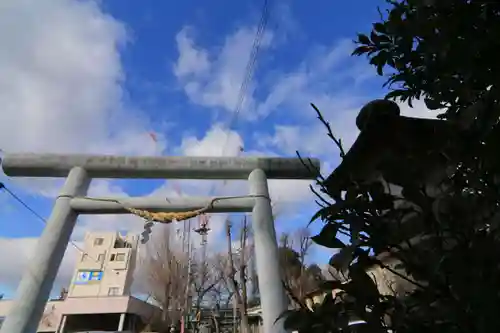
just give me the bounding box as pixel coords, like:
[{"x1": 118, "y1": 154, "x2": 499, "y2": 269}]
[
  {"x1": 190, "y1": 249, "x2": 223, "y2": 331},
  {"x1": 141, "y1": 225, "x2": 189, "y2": 329},
  {"x1": 208, "y1": 271, "x2": 235, "y2": 309},
  {"x1": 279, "y1": 228, "x2": 323, "y2": 307},
  {"x1": 238, "y1": 217, "x2": 249, "y2": 318},
  {"x1": 217, "y1": 217, "x2": 251, "y2": 333}
]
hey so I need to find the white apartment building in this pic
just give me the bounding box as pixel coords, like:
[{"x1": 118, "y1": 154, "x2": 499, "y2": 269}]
[
  {"x1": 69, "y1": 231, "x2": 138, "y2": 298},
  {"x1": 0, "y1": 231, "x2": 160, "y2": 333}
]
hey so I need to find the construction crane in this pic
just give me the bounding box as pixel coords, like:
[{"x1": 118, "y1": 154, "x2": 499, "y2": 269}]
[
  {"x1": 196, "y1": 145, "x2": 244, "y2": 252},
  {"x1": 194, "y1": 212, "x2": 211, "y2": 287},
  {"x1": 194, "y1": 214, "x2": 211, "y2": 246}
]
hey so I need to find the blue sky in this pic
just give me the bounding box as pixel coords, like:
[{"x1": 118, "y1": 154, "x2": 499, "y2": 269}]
[{"x1": 0, "y1": 0, "x2": 434, "y2": 298}]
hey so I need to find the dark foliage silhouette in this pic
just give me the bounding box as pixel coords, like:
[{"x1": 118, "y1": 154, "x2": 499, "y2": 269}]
[{"x1": 279, "y1": 1, "x2": 500, "y2": 332}]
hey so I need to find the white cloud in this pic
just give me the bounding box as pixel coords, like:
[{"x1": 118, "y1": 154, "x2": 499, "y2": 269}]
[
  {"x1": 256, "y1": 39, "x2": 368, "y2": 119},
  {"x1": 172, "y1": 26, "x2": 365, "y2": 123},
  {"x1": 173, "y1": 26, "x2": 273, "y2": 117},
  {"x1": 177, "y1": 123, "x2": 314, "y2": 207},
  {"x1": 0, "y1": 0, "x2": 166, "y2": 179},
  {"x1": 0, "y1": 0, "x2": 163, "y2": 296},
  {"x1": 179, "y1": 123, "x2": 244, "y2": 157},
  {"x1": 0, "y1": 237, "x2": 79, "y2": 297},
  {"x1": 0, "y1": 0, "x2": 171, "y2": 263},
  {"x1": 173, "y1": 27, "x2": 211, "y2": 78},
  {"x1": 257, "y1": 124, "x2": 332, "y2": 157},
  {"x1": 399, "y1": 99, "x2": 438, "y2": 120},
  {"x1": 251, "y1": 40, "x2": 366, "y2": 159}
]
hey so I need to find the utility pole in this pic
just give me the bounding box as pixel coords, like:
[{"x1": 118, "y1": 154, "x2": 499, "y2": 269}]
[{"x1": 183, "y1": 219, "x2": 193, "y2": 332}]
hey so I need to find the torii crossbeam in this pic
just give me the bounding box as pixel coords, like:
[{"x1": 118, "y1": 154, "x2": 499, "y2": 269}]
[{"x1": 0, "y1": 153, "x2": 320, "y2": 333}]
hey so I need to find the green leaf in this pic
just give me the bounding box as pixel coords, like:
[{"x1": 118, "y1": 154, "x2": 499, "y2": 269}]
[
  {"x1": 312, "y1": 235, "x2": 345, "y2": 249},
  {"x1": 283, "y1": 313, "x2": 301, "y2": 330},
  {"x1": 346, "y1": 216, "x2": 364, "y2": 244},
  {"x1": 274, "y1": 309, "x2": 296, "y2": 325},
  {"x1": 387, "y1": 57, "x2": 396, "y2": 68},
  {"x1": 308, "y1": 204, "x2": 341, "y2": 226},
  {"x1": 371, "y1": 30, "x2": 381, "y2": 45},
  {"x1": 395, "y1": 59, "x2": 406, "y2": 70},
  {"x1": 357, "y1": 33, "x2": 371, "y2": 45},
  {"x1": 281, "y1": 309, "x2": 310, "y2": 331},
  {"x1": 424, "y1": 97, "x2": 443, "y2": 110},
  {"x1": 329, "y1": 246, "x2": 355, "y2": 272},
  {"x1": 368, "y1": 182, "x2": 386, "y2": 198},
  {"x1": 385, "y1": 89, "x2": 406, "y2": 100},
  {"x1": 351, "y1": 45, "x2": 373, "y2": 56},
  {"x1": 374, "y1": 193, "x2": 396, "y2": 210},
  {"x1": 309, "y1": 206, "x2": 332, "y2": 224},
  {"x1": 309, "y1": 207, "x2": 325, "y2": 225},
  {"x1": 373, "y1": 22, "x2": 387, "y2": 34},
  {"x1": 319, "y1": 280, "x2": 345, "y2": 291},
  {"x1": 345, "y1": 187, "x2": 358, "y2": 203},
  {"x1": 369, "y1": 54, "x2": 381, "y2": 66},
  {"x1": 311, "y1": 224, "x2": 344, "y2": 248},
  {"x1": 350, "y1": 265, "x2": 380, "y2": 305},
  {"x1": 377, "y1": 64, "x2": 384, "y2": 76}
]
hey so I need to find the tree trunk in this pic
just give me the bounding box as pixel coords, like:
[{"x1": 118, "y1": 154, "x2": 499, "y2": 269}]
[{"x1": 225, "y1": 219, "x2": 251, "y2": 333}]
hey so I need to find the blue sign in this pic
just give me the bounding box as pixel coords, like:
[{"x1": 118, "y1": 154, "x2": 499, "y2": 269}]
[
  {"x1": 89, "y1": 271, "x2": 103, "y2": 281},
  {"x1": 74, "y1": 270, "x2": 103, "y2": 284}
]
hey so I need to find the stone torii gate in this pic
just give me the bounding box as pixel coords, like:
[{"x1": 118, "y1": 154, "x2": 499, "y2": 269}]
[{"x1": 0, "y1": 153, "x2": 320, "y2": 333}]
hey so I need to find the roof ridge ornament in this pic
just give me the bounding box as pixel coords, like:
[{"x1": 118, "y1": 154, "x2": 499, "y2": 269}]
[{"x1": 356, "y1": 99, "x2": 401, "y2": 131}]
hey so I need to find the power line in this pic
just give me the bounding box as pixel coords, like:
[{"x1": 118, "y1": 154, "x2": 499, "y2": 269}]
[
  {"x1": 0, "y1": 180, "x2": 103, "y2": 297},
  {"x1": 218, "y1": 0, "x2": 270, "y2": 159},
  {"x1": 0, "y1": 181, "x2": 97, "y2": 262},
  {"x1": 188, "y1": 3, "x2": 272, "y2": 315},
  {"x1": 197, "y1": 0, "x2": 271, "y2": 271},
  {"x1": 1, "y1": 182, "x2": 47, "y2": 225},
  {"x1": 211, "y1": 0, "x2": 271, "y2": 199}
]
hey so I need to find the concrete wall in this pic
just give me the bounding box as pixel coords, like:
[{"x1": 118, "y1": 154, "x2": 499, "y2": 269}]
[
  {"x1": 68, "y1": 232, "x2": 138, "y2": 298},
  {"x1": 0, "y1": 297, "x2": 129, "y2": 328},
  {"x1": 0, "y1": 296, "x2": 159, "y2": 332},
  {"x1": 60, "y1": 296, "x2": 130, "y2": 315}
]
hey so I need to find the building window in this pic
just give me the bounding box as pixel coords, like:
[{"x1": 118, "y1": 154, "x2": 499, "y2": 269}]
[
  {"x1": 97, "y1": 254, "x2": 105, "y2": 262},
  {"x1": 108, "y1": 287, "x2": 120, "y2": 296},
  {"x1": 81, "y1": 253, "x2": 88, "y2": 262},
  {"x1": 110, "y1": 253, "x2": 126, "y2": 261},
  {"x1": 94, "y1": 238, "x2": 104, "y2": 246}
]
